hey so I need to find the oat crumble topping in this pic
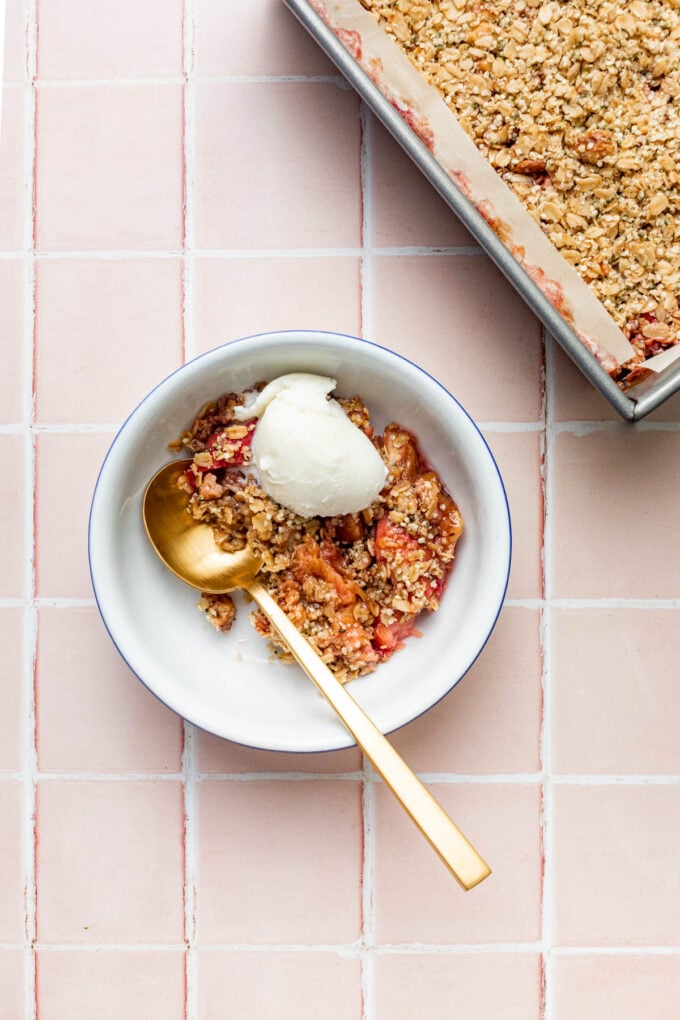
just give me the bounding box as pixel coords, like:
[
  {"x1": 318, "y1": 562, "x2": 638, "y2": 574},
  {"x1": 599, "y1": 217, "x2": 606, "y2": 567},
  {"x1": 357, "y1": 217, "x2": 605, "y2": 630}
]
[
  {"x1": 359, "y1": 0, "x2": 680, "y2": 379},
  {"x1": 177, "y1": 389, "x2": 463, "y2": 683}
]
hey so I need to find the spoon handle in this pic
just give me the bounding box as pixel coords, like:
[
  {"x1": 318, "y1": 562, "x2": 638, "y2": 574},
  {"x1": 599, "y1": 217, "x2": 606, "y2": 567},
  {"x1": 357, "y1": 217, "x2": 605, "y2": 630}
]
[{"x1": 246, "y1": 580, "x2": 491, "y2": 891}]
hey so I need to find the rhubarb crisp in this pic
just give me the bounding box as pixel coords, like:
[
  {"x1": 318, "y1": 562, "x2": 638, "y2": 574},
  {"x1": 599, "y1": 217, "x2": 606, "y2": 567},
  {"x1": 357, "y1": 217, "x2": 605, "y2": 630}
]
[
  {"x1": 176, "y1": 389, "x2": 463, "y2": 683},
  {"x1": 359, "y1": 0, "x2": 680, "y2": 382}
]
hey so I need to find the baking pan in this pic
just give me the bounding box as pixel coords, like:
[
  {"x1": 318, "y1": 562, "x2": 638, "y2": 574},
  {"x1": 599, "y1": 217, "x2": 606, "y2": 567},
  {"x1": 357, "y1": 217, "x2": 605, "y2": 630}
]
[{"x1": 283, "y1": 0, "x2": 680, "y2": 421}]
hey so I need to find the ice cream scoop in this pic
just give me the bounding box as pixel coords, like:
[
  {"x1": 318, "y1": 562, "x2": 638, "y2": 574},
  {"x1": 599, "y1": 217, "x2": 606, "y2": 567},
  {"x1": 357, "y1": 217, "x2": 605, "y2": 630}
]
[{"x1": 234, "y1": 373, "x2": 388, "y2": 518}]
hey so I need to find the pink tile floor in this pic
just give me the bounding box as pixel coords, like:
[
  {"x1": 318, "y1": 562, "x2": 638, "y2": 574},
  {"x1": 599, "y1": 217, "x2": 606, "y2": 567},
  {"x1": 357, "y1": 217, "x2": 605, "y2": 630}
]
[{"x1": 2, "y1": 1, "x2": 680, "y2": 1016}]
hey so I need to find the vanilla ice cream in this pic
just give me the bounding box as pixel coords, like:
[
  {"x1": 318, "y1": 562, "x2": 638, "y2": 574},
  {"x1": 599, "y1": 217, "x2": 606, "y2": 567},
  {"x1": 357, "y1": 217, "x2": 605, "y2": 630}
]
[{"x1": 233, "y1": 373, "x2": 388, "y2": 518}]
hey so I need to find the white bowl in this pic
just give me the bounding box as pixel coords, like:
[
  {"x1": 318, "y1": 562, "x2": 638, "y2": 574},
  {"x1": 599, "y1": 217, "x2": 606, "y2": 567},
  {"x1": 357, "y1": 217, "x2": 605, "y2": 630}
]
[{"x1": 89, "y1": 331, "x2": 511, "y2": 752}]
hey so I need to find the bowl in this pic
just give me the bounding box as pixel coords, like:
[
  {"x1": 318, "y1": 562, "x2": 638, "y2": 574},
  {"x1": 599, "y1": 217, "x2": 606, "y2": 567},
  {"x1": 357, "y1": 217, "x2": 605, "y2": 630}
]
[{"x1": 88, "y1": 330, "x2": 511, "y2": 752}]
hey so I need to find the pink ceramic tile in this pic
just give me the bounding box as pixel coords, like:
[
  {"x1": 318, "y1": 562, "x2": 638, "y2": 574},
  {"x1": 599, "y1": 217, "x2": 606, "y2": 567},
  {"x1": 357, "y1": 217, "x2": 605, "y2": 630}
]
[
  {"x1": 0, "y1": 260, "x2": 24, "y2": 423},
  {"x1": 38, "y1": 0, "x2": 183, "y2": 80},
  {"x1": 551, "y1": 341, "x2": 620, "y2": 423},
  {"x1": 0, "y1": 435, "x2": 25, "y2": 598},
  {"x1": 552, "y1": 430, "x2": 680, "y2": 598},
  {"x1": 390, "y1": 607, "x2": 541, "y2": 775},
  {"x1": 36, "y1": 85, "x2": 183, "y2": 250},
  {"x1": 192, "y1": 257, "x2": 361, "y2": 355},
  {"x1": 4, "y1": 0, "x2": 27, "y2": 82},
  {"x1": 373, "y1": 953, "x2": 541, "y2": 1020},
  {"x1": 0, "y1": 87, "x2": 26, "y2": 249},
  {"x1": 36, "y1": 606, "x2": 183, "y2": 773},
  {"x1": 553, "y1": 954, "x2": 680, "y2": 1020},
  {"x1": 193, "y1": 82, "x2": 361, "y2": 249},
  {"x1": 0, "y1": 779, "x2": 24, "y2": 941},
  {"x1": 553, "y1": 785, "x2": 680, "y2": 946},
  {"x1": 196, "y1": 779, "x2": 362, "y2": 943},
  {"x1": 374, "y1": 783, "x2": 541, "y2": 943},
  {"x1": 194, "y1": 0, "x2": 335, "y2": 76},
  {"x1": 36, "y1": 949, "x2": 186, "y2": 1020},
  {"x1": 198, "y1": 951, "x2": 362, "y2": 1020},
  {"x1": 369, "y1": 119, "x2": 474, "y2": 249},
  {"x1": 552, "y1": 609, "x2": 680, "y2": 775},
  {"x1": 35, "y1": 431, "x2": 113, "y2": 598},
  {"x1": 194, "y1": 728, "x2": 362, "y2": 775},
  {"x1": 37, "y1": 779, "x2": 184, "y2": 943},
  {"x1": 0, "y1": 950, "x2": 25, "y2": 1017},
  {"x1": 0, "y1": 609, "x2": 23, "y2": 773},
  {"x1": 483, "y1": 430, "x2": 543, "y2": 599},
  {"x1": 551, "y1": 338, "x2": 680, "y2": 423},
  {"x1": 35, "y1": 258, "x2": 183, "y2": 423},
  {"x1": 371, "y1": 255, "x2": 543, "y2": 422}
]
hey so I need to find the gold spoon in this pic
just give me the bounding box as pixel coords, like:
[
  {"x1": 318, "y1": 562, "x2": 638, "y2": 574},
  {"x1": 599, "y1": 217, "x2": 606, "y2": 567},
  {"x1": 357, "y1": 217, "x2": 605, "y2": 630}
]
[{"x1": 143, "y1": 459, "x2": 491, "y2": 891}]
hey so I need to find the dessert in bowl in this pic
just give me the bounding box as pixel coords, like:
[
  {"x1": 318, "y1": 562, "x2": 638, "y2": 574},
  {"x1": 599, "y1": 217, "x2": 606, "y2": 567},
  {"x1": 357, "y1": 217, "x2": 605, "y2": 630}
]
[
  {"x1": 178, "y1": 371, "x2": 463, "y2": 684},
  {"x1": 88, "y1": 330, "x2": 511, "y2": 752}
]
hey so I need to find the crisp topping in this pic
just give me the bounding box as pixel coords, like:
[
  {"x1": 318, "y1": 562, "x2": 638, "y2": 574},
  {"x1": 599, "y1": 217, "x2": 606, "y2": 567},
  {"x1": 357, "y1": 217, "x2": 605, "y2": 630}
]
[{"x1": 360, "y1": 0, "x2": 680, "y2": 379}]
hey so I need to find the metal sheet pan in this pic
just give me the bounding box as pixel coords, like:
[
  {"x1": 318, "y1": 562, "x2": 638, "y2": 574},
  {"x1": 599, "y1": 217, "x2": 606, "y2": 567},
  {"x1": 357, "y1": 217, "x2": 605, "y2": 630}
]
[{"x1": 283, "y1": 0, "x2": 680, "y2": 421}]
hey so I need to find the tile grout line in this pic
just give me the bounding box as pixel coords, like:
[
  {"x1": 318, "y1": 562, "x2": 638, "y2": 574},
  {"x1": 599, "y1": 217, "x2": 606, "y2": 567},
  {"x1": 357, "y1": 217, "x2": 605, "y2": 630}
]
[
  {"x1": 22, "y1": 1, "x2": 39, "y2": 1017},
  {"x1": 360, "y1": 778, "x2": 376, "y2": 1020},
  {"x1": 4, "y1": 770, "x2": 677, "y2": 785},
  {"x1": 0, "y1": 419, "x2": 593, "y2": 436},
  {"x1": 358, "y1": 104, "x2": 371, "y2": 341},
  {"x1": 537, "y1": 327, "x2": 549, "y2": 1019},
  {"x1": 182, "y1": 0, "x2": 195, "y2": 366},
  {"x1": 32, "y1": 73, "x2": 348, "y2": 87},
  {"x1": 0, "y1": 245, "x2": 485, "y2": 259},
  {"x1": 7, "y1": 418, "x2": 680, "y2": 438},
  {"x1": 4, "y1": 939, "x2": 680, "y2": 954},
  {"x1": 182, "y1": 723, "x2": 198, "y2": 1020},
  {"x1": 541, "y1": 333, "x2": 557, "y2": 1019},
  {"x1": 358, "y1": 99, "x2": 375, "y2": 1020},
  {"x1": 9, "y1": 595, "x2": 680, "y2": 610},
  {"x1": 1, "y1": 425, "x2": 121, "y2": 434},
  {"x1": 4, "y1": 766, "x2": 679, "y2": 787},
  {"x1": 6, "y1": 414, "x2": 680, "y2": 437},
  {"x1": 182, "y1": 4, "x2": 198, "y2": 1018},
  {"x1": 26, "y1": 941, "x2": 365, "y2": 953}
]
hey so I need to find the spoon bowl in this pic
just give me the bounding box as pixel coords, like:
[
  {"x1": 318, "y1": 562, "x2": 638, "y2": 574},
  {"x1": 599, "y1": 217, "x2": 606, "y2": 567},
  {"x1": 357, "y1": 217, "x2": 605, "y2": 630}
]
[
  {"x1": 142, "y1": 459, "x2": 264, "y2": 593},
  {"x1": 142, "y1": 457, "x2": 491, "y2": 891}
]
